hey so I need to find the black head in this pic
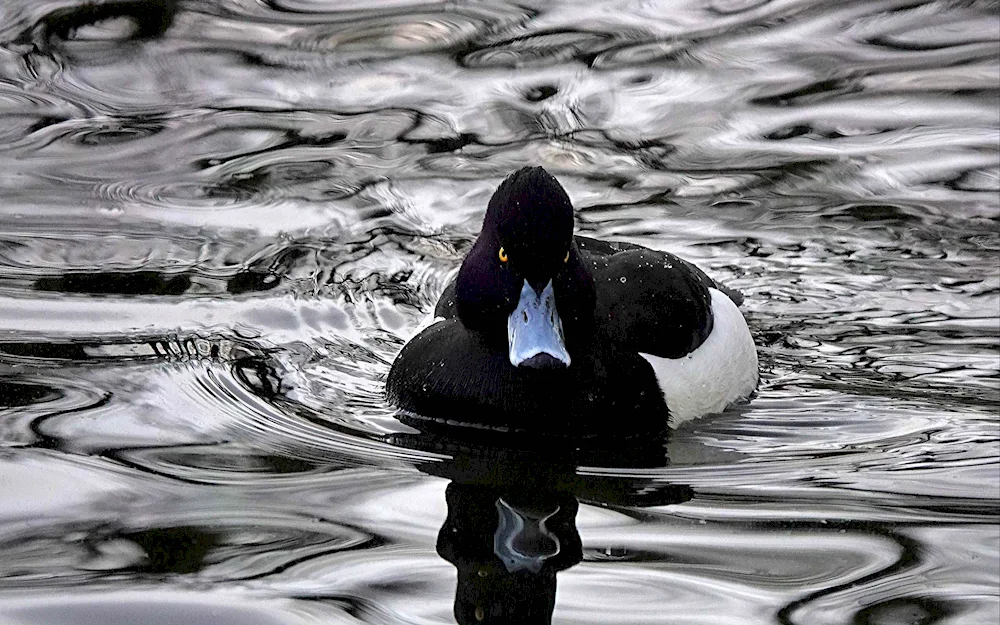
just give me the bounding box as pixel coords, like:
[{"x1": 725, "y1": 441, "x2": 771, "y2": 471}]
[
  {"x1": 483, "y1": 167, "x2": 574, "y2": 288},
  {"x1": 455, "y1": 167, "x2": 595, "y2": 362}
]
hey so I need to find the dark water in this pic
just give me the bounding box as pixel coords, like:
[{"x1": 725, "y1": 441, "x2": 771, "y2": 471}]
[{"x1": 0, "y1": 0, "x2": 998, "y2": 623}]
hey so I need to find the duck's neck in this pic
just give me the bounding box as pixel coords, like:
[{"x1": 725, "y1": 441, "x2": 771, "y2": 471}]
[{"x1": 550, "y1": 247, "x2": 597, "y2": 356}]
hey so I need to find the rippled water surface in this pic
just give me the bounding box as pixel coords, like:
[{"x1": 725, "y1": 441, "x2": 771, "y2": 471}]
[{"x1": 1, "y1": 0, "x2": 998, "y2": 623}]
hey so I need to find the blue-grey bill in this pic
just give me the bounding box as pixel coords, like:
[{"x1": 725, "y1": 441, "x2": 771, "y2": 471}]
[{"x1": 507, "y1": 279, "x2": 571, "y2": 367}]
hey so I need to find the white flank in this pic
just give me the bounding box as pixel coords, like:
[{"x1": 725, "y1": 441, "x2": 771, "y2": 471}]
[{"x1": 639, "y1": 288, "x2": 759, "y2": 425}]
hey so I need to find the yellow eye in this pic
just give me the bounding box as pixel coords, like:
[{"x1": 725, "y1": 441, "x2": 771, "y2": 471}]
[
  {"x1": 564, "y1": 250, "x2": 570, "y2": 263},
  {"x1": 499, "y1": 247, "x2": 508, "y2": 263}
]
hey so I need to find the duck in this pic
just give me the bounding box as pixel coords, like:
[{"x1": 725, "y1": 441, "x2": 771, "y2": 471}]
[{"x1": 386, "y1": 166, "x2": 758, "y2": 436}]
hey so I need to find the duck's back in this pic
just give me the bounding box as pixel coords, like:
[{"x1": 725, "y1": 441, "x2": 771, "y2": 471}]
[
  {"x1": 576, "y1": 237, "x2": 758, "y2": 423},
  {"x1": 578, "y1": 237, "x2": 716, "y2": 360}
]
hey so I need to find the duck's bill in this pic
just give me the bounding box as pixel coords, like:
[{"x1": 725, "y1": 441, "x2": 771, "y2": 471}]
[{"x1": 507, "y1": 279, "x2": 571, "y2": 369}]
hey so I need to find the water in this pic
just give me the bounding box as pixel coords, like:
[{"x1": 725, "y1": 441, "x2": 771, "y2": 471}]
[{"x1": 0, "y1": 0, "x2": 997, "y2": 623}]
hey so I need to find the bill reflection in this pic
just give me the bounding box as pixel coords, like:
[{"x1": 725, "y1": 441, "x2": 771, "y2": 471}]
[{"x1": 398, "y1": 435, "x2": 692, "y2": 625}]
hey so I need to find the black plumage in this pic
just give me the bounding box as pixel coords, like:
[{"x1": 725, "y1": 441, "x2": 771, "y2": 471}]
[{"x1": 386, "y1": 166, "x2": 731, "y2": 436}]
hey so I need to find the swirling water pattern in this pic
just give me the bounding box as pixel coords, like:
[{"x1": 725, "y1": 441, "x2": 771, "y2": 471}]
[{"x1": 0, "y1": 0, "x2": 997, "y2": 623}]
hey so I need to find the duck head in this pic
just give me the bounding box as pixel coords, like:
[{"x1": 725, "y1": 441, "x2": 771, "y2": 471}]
[{"x1": 455, "y1": 167, "x2": 596, "y2": 369}]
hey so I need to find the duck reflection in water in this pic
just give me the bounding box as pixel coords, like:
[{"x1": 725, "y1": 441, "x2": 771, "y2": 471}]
[
  {"x1": 439, "y1": 481, "x2": 578, "y2": 624},
  {"x1": 397, "y1": 432, "x2": 693, "y2": 624}
]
